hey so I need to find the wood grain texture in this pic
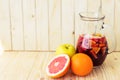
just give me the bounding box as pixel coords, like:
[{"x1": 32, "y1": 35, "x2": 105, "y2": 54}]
[
  {"x1": 115, "y1": 0, "x2": 120, "y2": 51},
  {"x1": 102, "y1": 0, "x2": 116, "y2": 52},
  {"x1": 48, "y1": 0, "x2": 61, "y2": 50},
  {"x1": 102, "y1": 0, "x2": 114, "y2": 27},
  {"x1": 61, "y1": 0, "x2": 75, "y2": 45},
  {"x1": 22, "y1": 0, "x2": 36, "y2": 50},
  {"x1": 0, "y1": 52, "x2": 37, "y2": 80},
  {"x1": 27, "y1": 52, "x2": 54, "y2": 80},
  {"x1": 10, "y1": 0, "x2": 24, "y2": 50},
  {"x1": 87, "y1": 0, "x2": 101, "y2": 12},
  {"x1": 0, "y1": 52, "x2": 119, "y2": 80},
  {"x1": 0, "y1": 52, "x2": 17, "y2": 73},
  {"x1": 36, "y1": 0, "x2": 49, "y2": 51},
  {"x1": 0, "y1": 0, "x2": 119, "y2": 51},
  {"x1": 0, "y1": 0, "x2": 11, "y2": 50}
]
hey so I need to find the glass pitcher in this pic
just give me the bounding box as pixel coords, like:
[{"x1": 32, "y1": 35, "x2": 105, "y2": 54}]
[{"x1": 76, "y1": 12, "x2": 116, "y2": 66}]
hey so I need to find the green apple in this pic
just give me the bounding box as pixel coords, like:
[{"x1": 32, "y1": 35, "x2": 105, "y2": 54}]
[{"x1": 55, "y1": 44, "x2": 76, "y2": 57}]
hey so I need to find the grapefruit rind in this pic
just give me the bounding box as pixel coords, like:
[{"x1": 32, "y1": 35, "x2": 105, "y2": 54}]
[{"x1": 46, "y1": 54, "x2": 70, "y2": 78}]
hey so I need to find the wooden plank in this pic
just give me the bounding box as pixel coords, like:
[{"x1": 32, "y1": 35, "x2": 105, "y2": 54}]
[
  {"x1": 0, "y1": 52, "x2": 17, "y2": 73},
  {"x1": 27, "y1": 53, "x2": 45, "y2": 80},
  {"x1": 0, "y1": 0, "x2": 11, "y2": 50},
  {"x1": 22, "y1": 0, "x2": 36, "y2": 50},
  {"x1": 87, "y1": 0, "x2": 101, "y2": 12},
  {"x1": 0, "y1": 51, "x2": 119, "y2": 80},
  {"x1": 61, "y1": 0, "x2": 75, "y2": 45},
  {"x1": 0, "y1": 52, "x2": 37, "y2": 80},
  {"x1": 75, "y1": 0, "x2": 87, "y2": 46},
  {"x1": 27, "y1": 52, "x2": 54, "y2": 80},
  {"x1": 102, "y1": 0, "x2": 114, "y2": 27},
  {"x1": 9, "y1": 0, "x2": 24, "y2": 50},
  {"x1": 115, "y1": 0, "x2": 120, "y2": 51},
  {"x1": 49, "y1": 0, "x2": 61, "y2": 50},
  {"x1": 100, "y1": 53, "x2": 120, "y2": 80},
  {"x1": 102, "y1": 0, "x2": 116, "y2": 52},
  {"x1": 36, "y1": 0, "x2": 49, "y2": 51}
]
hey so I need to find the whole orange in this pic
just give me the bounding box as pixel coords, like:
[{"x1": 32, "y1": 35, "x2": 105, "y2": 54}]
[{"x1": 71, "y1": 53, "x2": 93, "y2": 76}]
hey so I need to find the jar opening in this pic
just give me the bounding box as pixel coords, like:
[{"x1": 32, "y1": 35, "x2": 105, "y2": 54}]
[{"x1": 79, "y1": 12, "x2": 105, "y2": 21}]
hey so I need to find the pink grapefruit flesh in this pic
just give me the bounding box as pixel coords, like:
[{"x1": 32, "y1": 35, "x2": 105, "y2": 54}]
[{"x1": 46, "y1": 54, "x2": 70, "y2": 78}]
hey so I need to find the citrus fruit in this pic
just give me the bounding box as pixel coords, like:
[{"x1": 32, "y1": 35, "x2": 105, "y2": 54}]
[
  {"x1": 71, "y1": 53, "x2": 93, "y2": 76},
  {"x1": 56, "y1": 44, "x2": 75, "y2": 57},
  {"x1": 46, "y1": 54, "x2": 70, "y2": 78}
]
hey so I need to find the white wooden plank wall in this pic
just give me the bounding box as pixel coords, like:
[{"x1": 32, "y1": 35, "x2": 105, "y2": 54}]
[
  {"x1": 0, "y1": 0, "x2": 119, "y2": 51},
  {"x1": 0, "y1": 0, "x2": 11, "y2": 50},
  {"x1": 36, "y1": 0, "x2": 49, "y2": 51},
  {"x1": 61, "y1": 0, "x2": 74, "y2": 45},
  {"x1": 115, "y1": 0, "x2": 120, "y2": 51},
  {"x1": 10, "y1": 0, "x2": 24, "y2": 50},
  {"x1": 23, "y1": 0, "x2": 36, "y2": 50},
  {"x1": 49, "y1": 0, "x2": 61, "y2": 51}
]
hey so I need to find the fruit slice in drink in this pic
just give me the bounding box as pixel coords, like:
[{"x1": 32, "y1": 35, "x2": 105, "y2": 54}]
[{"x1": 76, "y1": 34, "x2": 108, "y2": 66}]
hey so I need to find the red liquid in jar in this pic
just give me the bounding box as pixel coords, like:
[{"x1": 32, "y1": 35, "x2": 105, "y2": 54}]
[{"x1": 76, "y1": 34, "x2": 108, "y2": 66}]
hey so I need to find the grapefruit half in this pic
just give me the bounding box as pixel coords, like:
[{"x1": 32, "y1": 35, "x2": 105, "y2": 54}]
[{"x1": 46, "y1": 54, "x2": 70, "y2": 78}]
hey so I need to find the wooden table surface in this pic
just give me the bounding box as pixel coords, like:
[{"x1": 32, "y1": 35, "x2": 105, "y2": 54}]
[{"x1": 0, "y1": 51, "x2": 120, "y2": 80}]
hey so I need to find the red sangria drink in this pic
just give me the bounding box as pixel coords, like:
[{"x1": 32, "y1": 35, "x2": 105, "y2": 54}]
[{"x1": 76, "y1": 34, "x2": 108, "y2": 66}]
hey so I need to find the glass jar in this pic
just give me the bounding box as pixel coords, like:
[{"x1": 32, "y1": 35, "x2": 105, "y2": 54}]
[{"x1": 76, "y1": 12, "x2": 116, "y2": 66}]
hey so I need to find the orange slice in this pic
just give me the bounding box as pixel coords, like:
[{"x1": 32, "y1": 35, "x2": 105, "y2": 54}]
[
  {"x1": 99, "y1": 44, "x2": 106, "y2": 48},
  {"x1": 92, "y1": 47, "x2": 100, "y2": 54},
  {"x1": 90, "y1": 50, "x2": 98, "y2": 59}
]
